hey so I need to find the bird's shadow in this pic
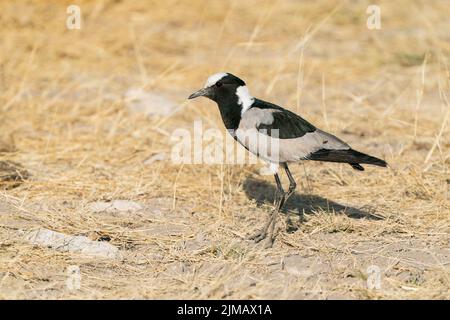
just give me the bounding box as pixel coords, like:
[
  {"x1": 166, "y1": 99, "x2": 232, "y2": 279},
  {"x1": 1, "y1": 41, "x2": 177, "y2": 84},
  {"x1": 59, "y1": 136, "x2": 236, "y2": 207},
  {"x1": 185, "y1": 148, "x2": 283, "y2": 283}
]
[{"x1": 243, "y1": 177, "x2": 384, "y2": 226}]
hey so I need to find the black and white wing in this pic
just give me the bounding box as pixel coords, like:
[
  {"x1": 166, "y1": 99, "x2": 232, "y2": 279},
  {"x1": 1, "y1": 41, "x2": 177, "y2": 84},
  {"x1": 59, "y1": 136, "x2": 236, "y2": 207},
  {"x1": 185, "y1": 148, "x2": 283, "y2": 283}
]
[{"x1": 236, "y1": 99, "x2": 386, "y2": 169}]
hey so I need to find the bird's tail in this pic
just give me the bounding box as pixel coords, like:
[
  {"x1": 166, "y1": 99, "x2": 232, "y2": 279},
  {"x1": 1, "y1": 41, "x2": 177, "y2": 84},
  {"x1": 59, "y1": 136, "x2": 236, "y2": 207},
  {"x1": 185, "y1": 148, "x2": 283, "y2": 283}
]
[{"x1": 307, "y1": 148, "x2": 387, "y2": 171}]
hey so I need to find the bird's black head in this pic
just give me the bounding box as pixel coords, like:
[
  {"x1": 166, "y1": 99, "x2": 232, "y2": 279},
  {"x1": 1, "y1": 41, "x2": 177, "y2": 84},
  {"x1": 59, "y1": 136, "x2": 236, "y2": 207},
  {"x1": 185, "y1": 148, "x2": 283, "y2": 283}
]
[
  {"x1": 188, "y1": 72, "x2": 255, "y2": 129},
  {"x1": 188, "y1": 72, "x2": 247, "y2": 104}
]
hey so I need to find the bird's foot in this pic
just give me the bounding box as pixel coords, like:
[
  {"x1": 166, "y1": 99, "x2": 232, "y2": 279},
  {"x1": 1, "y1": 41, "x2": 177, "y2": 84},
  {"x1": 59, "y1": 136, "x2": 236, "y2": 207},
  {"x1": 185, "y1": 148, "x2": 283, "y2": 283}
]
[
  {"x1": 248, "y1": 228, "x2": 276, "y2": 247},
  {"x1": 248, "y1": 229, "x2": 275, "y2": 248},
  {"x1": 262, "y1": 235, "x2": 275, "y2": 249},
  {"x1": 247, "y1": 229, "x2": 267, "y2": 243},
  {"x1": 248, "y1": 214, "x2": 278, "y2": 247}
]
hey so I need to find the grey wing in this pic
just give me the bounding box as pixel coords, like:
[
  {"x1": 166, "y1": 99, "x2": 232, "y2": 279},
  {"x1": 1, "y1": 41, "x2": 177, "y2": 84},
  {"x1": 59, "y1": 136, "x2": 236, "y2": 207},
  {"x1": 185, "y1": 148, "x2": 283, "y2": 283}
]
[{"x1": 274, "y1": 129, "x2": 350, "y2": 162}]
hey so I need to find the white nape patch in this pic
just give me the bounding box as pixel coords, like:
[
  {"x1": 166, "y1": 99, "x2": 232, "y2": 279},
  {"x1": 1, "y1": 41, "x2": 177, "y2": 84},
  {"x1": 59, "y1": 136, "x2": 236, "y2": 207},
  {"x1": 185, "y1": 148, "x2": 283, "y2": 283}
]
[
  {"x1": 259, "y1": 162, "x2": 279, "y2": 176},
  {"x1": 204, "y1": 72, "x2": 228, "y2": 88},
  {"x1": 236, "y1": 85, "x2": 255, "y2": 115}
]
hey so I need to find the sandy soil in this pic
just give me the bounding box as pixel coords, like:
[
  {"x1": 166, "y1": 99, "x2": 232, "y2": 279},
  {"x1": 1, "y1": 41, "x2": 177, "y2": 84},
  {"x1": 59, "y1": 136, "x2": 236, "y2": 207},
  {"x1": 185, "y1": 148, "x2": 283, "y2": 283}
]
[{"x1": 0, "y1": 0, "x2": 449, "y2": 299}]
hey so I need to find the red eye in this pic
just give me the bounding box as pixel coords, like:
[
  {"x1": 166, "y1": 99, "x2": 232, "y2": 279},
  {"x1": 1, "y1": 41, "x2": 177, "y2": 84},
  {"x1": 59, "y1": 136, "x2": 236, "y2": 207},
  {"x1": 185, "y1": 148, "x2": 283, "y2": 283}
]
[{"x1": 216, "y1": 81, "x2": 223, "y2": 87}]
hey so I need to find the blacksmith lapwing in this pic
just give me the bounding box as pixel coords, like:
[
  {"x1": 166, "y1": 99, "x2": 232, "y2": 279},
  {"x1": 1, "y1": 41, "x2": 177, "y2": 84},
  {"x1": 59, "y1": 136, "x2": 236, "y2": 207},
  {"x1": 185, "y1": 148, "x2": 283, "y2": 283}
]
[{"x1": 189, "y1": 72, "x2": 387, "y2": 247}]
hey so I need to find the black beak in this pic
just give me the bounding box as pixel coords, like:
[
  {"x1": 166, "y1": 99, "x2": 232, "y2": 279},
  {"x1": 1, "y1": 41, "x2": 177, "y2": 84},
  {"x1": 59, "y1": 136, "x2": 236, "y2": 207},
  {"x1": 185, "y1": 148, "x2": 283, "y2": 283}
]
[{"x1": 188, "y1": 87, "x2": 212, "y2": 100}]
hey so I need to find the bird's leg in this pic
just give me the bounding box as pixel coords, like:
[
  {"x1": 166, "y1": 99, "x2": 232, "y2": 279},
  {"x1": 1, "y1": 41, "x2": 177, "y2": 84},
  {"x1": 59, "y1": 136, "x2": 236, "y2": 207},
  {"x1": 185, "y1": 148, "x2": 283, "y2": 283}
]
[
  {"x1": 283, "y1": 163, "x2": 297, "y2": 203},
  {"x1": 248, "y1": 173, "x2": 285, "y2": 244},
  {"x1": 273, "y1": 172, "x2": 287, "y2": 211},
  {"x1": 263, "y1": 173, "x2": 287, "y2": 247}
]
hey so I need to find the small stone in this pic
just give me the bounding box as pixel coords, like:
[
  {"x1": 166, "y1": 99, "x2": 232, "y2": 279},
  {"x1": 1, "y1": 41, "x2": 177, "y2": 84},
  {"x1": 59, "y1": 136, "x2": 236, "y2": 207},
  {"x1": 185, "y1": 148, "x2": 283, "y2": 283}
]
[
  {"x1": 24, "y1": 229, "x2": 120, "y2": 259},
  {"x1": 281, "y1": 255, "x2": 315, "y2": 277},
  {"x1": 89, "y1": 201, "x2": 111, "y2": 212},
  {"x1": 112, "y1": 200, "x2": 143, "y2": 212},
  {"x1": 182, "y1": 232, "x2": 210, "y2": 252}
]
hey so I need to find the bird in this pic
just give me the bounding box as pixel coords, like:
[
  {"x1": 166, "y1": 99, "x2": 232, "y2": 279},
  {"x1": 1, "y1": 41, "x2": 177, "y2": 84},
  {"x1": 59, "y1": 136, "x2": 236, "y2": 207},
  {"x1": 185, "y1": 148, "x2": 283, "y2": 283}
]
[{"x1": 188, "y1": 72, "x2": 387, "y2": 247}]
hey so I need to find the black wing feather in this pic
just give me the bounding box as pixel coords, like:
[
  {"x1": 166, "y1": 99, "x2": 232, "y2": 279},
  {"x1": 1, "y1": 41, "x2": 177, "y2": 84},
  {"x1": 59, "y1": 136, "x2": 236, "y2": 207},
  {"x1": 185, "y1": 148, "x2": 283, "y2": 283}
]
[
  {"x1": 307, "y1": 148, "x2": 387, "y2": 168},
  {"x1": 253, "y1": 99, "x2": 316, "y2": 139}
]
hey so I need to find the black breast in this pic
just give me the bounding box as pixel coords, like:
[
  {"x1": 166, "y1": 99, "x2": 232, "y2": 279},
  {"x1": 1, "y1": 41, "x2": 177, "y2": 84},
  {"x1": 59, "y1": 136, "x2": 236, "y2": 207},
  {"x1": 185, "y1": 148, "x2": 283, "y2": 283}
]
[{"x1": 215, "y1": 95, "x2": 243, "y2": 130}]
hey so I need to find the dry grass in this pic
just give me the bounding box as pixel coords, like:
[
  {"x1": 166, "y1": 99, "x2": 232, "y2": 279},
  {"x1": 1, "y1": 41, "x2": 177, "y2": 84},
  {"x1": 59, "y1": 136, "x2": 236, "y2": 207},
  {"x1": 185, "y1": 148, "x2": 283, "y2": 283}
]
[{"x1": 0, "y1": 0, "x2": 449, "y2": 299}]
